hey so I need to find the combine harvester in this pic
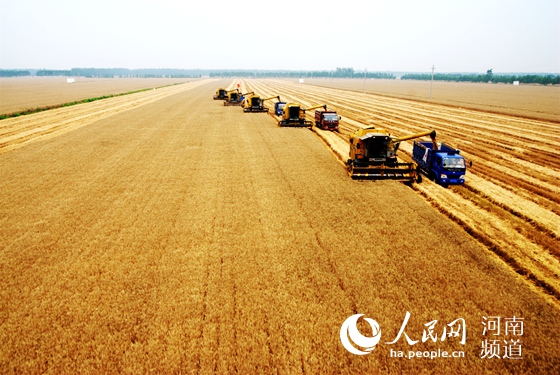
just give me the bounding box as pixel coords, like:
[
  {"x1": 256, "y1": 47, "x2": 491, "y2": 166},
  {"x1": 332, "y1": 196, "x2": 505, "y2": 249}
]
[
  {"x1": 224, "y1": 90, "x2": 253, "y2": 106},
  {"x1": 243, "y1": 95, "x2": 280, "y2": 113},
  {"x1": 213, "y1": 88, "x2": 229, "y2": 100},
  {"x1": 278, "y1": 103, "x2": 327, "y2": 127},
  {"x1": 346, "y1": 127, "x2": 437, "y2": 182}
]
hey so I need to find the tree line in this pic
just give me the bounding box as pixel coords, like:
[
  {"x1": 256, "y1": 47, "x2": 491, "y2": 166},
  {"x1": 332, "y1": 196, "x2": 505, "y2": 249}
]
[
  {"x1": 2, "y1": 68, "x2": 558, "y2": 84},
  {"x1": 1, "y1": 67, "x2": 395, "y2": 79},
  {"x1": 401, "y1": 71, "x2": 559, "y2": 85},
  {"x1": 0, "y1": 68, "x2": 203, "y2": 78},
  {"x1": 209, "y1": 68, "x2": 395, "y2": 79},
  {"x1": 0, "y1": 70, "x2": 31, "y2": 77}
]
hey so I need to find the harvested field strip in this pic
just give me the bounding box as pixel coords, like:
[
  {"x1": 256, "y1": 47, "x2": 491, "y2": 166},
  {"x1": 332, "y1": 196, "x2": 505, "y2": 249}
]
[
  {"x1": 412, "y1": 182, "x2": 560, "y2": 300},
  {"x1": 251, "y1": 80, "x2": 560, "y2": 217},
  {"x1": 252, "y1": 78, "x2": 560, "y2": 196},
  {"x1": 380, "y1": 121, "x2": 560, "y2": 208},
  {"x1": 488, "y1": 150, "x2": 560, "y2": 179},
  {"x1": 457, "y1": 179, "x2": 559, "y2": 246},
  {"x1": 0, "y1": 77, "x2": 201, "y2": 114},
  {"x1": 259, "y1": 79, "x2": 559, "y2": 147},
  {"x1": 0, "y1": 79, "x2": 215, "y2": 154},
  {"x1": 305, "y1": 78, "x2": 560, "y2": 123},
  {"x1": 367, "y1": 111, "x2": 560, "y2": 167},
  {"x1": 0, "y1": 86, "x2": 171, "y2": 120},
  {"x1": 248, "y1": 78, "x2": 560, "y2": 200},
  {"x1": 263, "y1": 80, "x2": 560, "y2": 159},
  {"x1": 242, "y1": 78, "x2": 560, "y2": 300},
  {"x1": 271, "y1": 79, "x2": 560, "y2": 135},
  {"x1": 375, "y1": 109, "x2": 555, "y2": 172}
]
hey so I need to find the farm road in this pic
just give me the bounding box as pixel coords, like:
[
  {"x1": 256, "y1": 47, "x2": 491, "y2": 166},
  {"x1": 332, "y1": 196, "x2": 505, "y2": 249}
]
[{"x1": 1, "y1": 80, "x2": 559, "y2": 374}]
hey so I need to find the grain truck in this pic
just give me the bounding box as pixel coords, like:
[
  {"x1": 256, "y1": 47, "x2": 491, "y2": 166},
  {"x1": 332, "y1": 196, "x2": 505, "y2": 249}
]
[
  {"x1": 314, "y1": 110, "x2": 340, "y2": 131},
  {"x1": 412, "y1": 141, "x2": 467, "y2": 185},
  {"x1": 274, "y1": 101, "x2": 287, "y2": 116}
]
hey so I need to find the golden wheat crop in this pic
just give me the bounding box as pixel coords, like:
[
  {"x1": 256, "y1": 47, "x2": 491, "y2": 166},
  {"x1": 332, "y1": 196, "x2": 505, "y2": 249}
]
[{"x1": 1, "y1": 78, "x2": 559, "y2": 374}]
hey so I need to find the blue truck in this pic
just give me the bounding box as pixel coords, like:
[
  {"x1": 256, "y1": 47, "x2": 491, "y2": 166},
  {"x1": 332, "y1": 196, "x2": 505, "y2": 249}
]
[
  {"x1": 274, "y1": 101, "x2": 287, "y2": 116},
  {"x1": 412, "y1": 141, "x2": 467, "y2": 185}
]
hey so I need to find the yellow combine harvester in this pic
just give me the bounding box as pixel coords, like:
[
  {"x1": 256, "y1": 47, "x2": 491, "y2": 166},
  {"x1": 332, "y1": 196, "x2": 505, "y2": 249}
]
[
  {"x1": 213, "y1": 88, "x2": 229, "y2": 100},
  {"x1": 243, "y1": 95, "x2": 280, "y2": 113},
  {"x1": 346, "y1": 127, "x2": 437, "y2": 182},
  {"x1": 224, "y1": 91, "x2": 253, "y2": 106},
  {"x1": 278, "y1": 103, "x2": 326, "y2": 127}
]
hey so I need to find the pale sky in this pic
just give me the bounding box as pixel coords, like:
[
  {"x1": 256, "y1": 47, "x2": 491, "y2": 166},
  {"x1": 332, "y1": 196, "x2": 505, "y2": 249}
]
[{"x1": 1, "y1": 0, "x2": 559, "y2": 73}]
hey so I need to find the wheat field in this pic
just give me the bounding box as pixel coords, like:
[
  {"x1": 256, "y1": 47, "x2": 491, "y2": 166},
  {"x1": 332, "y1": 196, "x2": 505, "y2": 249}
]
[
  {"x1": 1, "y1": 78, "x2": 559, "y2": 374},
  {"x1": 243, "y1": 78, "x2": 560, "y2": 300},
  {"x1": 0, "y1": 77, "x2": 198, "y2": 114}
]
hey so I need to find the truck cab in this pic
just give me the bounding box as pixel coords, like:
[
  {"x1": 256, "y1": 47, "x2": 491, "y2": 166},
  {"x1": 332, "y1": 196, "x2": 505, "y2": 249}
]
[{"x1": 432, "y1": 153, "x2": 466, "y2": 184}]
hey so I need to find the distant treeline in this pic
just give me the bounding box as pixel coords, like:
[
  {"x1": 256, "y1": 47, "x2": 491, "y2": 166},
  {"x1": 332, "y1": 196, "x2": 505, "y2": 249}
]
[
  {"x1": 2, "y1": 68, "x2": 558, "y2": 84},
  {"x1": 401, "y1": 72, "x2": 560, "y2": 85},
  {"x1": 1, "y1": 67, "x2": 394, "y2": 79},
  {"x1": 0, "y1": 70, "x2": 32, "y2": 77},
  {"x1": 69, "y1": 68, "x2": 203, "y2": 78},
  {"x1": 210, "y1": 67, "x2": 396, "y2": 79},
  {"x1": 37, "y1": 70, "x2": 73, "y2": 76},
  {"x1": 0, "y1": 68, "x2": 203, "y2": 78}
]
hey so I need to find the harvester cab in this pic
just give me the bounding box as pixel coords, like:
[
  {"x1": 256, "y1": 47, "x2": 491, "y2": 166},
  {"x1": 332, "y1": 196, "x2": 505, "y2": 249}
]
[
  {"x1": 243, "y1": 95, "x2": 280, "y2": 113},
  {"x1": 278, "y1": 103, "x2": 326, "y2": 127},
  {"x1": 347, "y1": 127, "x2": 437, "y2": 182},
  {"x1": 213, "y1": 88, "x2": 228, "y2": 100}
]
